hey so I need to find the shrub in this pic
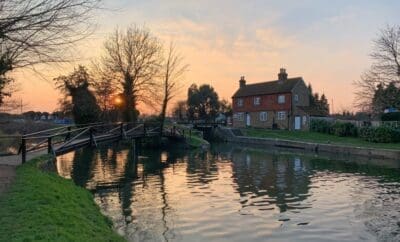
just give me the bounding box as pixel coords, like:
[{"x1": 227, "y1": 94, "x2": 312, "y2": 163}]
[
  {"x1": 331, "y1": 122, "x2": 358, "y2": 137},
  {"x1": 310, "y1": 119, "x2": 332, "y2": 134},
  {"x1": 359, "y1": 126, "x2": 400, "y2": 143},
  {"x1": 381, "y1": 112, "x2": 400, "y2": 121}
]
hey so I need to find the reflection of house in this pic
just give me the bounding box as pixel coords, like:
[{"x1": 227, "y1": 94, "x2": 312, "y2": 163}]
[
  {"x1": 232, "y1": 68, "x2": 311, "y2": 130},
  {"x1": 229, "y1": 148, "x2": 312, "y2": 212}
]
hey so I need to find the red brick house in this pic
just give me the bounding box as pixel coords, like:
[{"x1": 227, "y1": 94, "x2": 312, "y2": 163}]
[{"x1": 232, "y1": 68, "x2": 311, "y2": 130}]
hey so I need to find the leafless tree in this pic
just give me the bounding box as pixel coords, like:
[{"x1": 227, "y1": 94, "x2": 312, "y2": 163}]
[
  {"x1": 353, "y1": 70, "x2": 386, "y2": 112},
  {"x1": 354, "y1": 24, "x2": 400, "y2": 111},
  {"x1": 370, "y1": 25, "x2": 400, "y2": 83},
  {"x1": 0, "y1": 0, "x2": 101, "y2": 106},
  {"x1": 99, "y1": 25, "x2": 162, "y2": 122},
  {"x1": 91, "y1": 61, "x2": 118, "y2": 113},
  {"x1": 159, "y1": 42, "x2": 188, "y2": 131}
]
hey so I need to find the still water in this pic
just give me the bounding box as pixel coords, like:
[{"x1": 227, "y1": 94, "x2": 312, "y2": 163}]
[{"x1": 56, "y1": 143, "x2": 400, "y2": 242}]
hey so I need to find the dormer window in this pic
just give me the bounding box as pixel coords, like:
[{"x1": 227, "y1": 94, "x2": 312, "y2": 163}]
[
  {"x1": 278, "y1": 95, "x2": 285, "y2": 104},
  {"x1": 253, "y1": 97, "x2": 261, "y2": 106},
  {"x1": 237, "y1": 98, "x2": 244, "y2": 107}
]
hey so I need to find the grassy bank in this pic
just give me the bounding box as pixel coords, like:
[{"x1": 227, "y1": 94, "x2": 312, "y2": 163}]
[
  {"x1": 0, "y1": 155, "x2": 125, "y2": 242},
  {"x1": 242, "y1": 128, "x2": 400, "y2": 150}
]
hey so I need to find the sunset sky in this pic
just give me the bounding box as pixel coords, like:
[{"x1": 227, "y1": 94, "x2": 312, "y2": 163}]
[{"x1": 11, "y1": 0, "x2": 400, "y2": 114}]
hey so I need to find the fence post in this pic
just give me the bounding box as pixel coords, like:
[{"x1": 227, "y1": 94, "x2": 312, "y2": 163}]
[
  {"x1": 120, "y1": 123, "x2": 124, "y2": 138},
  {"x1": 143, "y1": 123, "x2": 146, "y2": 137},
  {"x1": 89, "y1": 128, "x2": 94, "y2": 146},
  {"x1": 65, "y1": 126, "x2": 71, "y2": 141},
  {"x1": 21, "y1": 137, "x2": 26, "y2": 164},
  {"x1": 47, "y1": 137, "x2": 52, "y2": 154}
]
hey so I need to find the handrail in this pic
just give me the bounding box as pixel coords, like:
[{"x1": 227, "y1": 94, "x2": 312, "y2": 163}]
[{"x1": 57, "y1": 128, "x2": 90, "y2": 150}]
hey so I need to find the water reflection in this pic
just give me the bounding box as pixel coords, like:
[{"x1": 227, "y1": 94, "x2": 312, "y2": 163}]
[{"x1": 56, "y1": 143, "x2": 400, "y2": 242}]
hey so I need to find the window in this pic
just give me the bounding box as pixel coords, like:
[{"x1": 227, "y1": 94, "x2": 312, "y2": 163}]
[
  {"x1": 260, "y1": 112, "x2": 267, "y2": 121},
  {"x1": 277, "y1": 111, "x2": 286, "y2": 120},
  {"x1": 235, "y1": 112, "x2": 244, "y2": 121},
  {"x1": 254, "y1": 97, "x2": 261, "y2": 106},
  {"x1": 278, "y1": 95, "x2": 285, "y2": 104},
  {"x1": 237, "y1": 98, "x2": 244, "y2": 107},
  {"x1": 294, "y1": 94, "x2": 299, "y2": 102},
  {"x1": 303, "y1": 116, "x2": 307, "y2": 125}
]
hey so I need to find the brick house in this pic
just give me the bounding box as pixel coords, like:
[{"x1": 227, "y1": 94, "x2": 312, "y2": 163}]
[{"x1": 232, "y1": 68, "x2": 311, "y2": 130}]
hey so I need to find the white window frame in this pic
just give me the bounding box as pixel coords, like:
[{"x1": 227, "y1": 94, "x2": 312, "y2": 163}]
[
  {"x1": 260, "y1": 112, "x2": 267, "y2": 121},
  {"x1": 277, "y1": 111, "x2": 286, "y2": 120},
  {"x1": 294, "y1": 94, "x2": 299, "y2": 103},
  {"x1": 278, "y1": 95, "x2": 286, "y2": 104},
  {"x1": 237, "y1": 98, "x2": 244, "y2": 107},
  {"x1": 236, "y1": 112, "x2": 244, "y2": 121},
  {"x1": 253, "y1": 97, "x2": 261, "y2": 106}
]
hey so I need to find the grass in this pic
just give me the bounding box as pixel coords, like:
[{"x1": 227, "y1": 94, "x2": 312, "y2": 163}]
[
  {"x1": 0, "y1": 155, "x2": 125, "y2": 242},
  {"x1": 242, "y1": 128, "x2": 400, "y2": 150}
]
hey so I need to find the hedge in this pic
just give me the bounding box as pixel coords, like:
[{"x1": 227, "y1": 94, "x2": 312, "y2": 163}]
[
  {"x1": 359, "y1": 126, "x2": 400, "y2": 143},
  {"x1": 310, "y1": 119, "x2": 400, "y2": 143}
]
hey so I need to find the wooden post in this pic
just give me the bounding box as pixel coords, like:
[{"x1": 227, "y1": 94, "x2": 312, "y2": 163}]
[
  {"x1": 120, "y1": 123, "x2": 124, "y2": 138},
  {"x1": 182, "y1": 129, "x2": 185, "y2": 138},
  {"x1": 89, "y1": 128, "x2": 94, "y2": 147},
  {"x1": 65, "y1": 126, "x2": 71, "y2": 141},
  {"x1": 189, "y1": 129, "x2": 192, "y2": 138},
  {"x1": 47, "y1": 137, "x2": 52, "y2": 154},
  {"x1": 143, "y1": 123, "x2": 146, "y2": 137},
  {"x1": 21, "y1": 137, "x2": 26, "y2": 164}
]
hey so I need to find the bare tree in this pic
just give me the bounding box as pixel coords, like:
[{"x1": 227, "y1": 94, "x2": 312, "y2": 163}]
[
  {"x1": 91, "y1": 61, "x2": 118, "y2": 115},
  {"x1": 99, "y1": 25, "x2": 162, "y2": 122},
  {"x1": 0, "y1": 0, "x2": 101, "y2": 105},
  {"x1": 370, "y1": 25, "x2": 400, "y2": 83},
  {"x1": 354, "y1": 25, "x2": 400, "y2": 111},
  {"x1": 159, "y1": 42, "x2": 188, "y2": 132}
]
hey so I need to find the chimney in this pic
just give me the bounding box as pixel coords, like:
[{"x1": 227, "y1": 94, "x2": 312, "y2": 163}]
[
  {"x1": 239, "y1": 76, "x2": 246, "y2": 88},
  {"x1": 278, "y1": 68, "x2": 288, "y2": 82}
]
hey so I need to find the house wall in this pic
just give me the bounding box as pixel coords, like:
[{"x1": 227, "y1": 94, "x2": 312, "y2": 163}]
[
  {"x1": 290, "y1": 80, "x2": 311, "y2": 131},
  {"x1": 232, "y1": 111, "x2": 290, "y2": 129},
  {"x1": 232, "y1": 93, "x2": 292, "y2": 113}
]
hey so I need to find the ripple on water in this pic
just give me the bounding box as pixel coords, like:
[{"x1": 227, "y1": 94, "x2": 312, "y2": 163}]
[{"x1": 57, "y1": 145, "x2": 400, "y2": 242}]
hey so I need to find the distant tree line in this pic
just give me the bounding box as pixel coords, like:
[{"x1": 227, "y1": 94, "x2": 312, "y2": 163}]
[
  {"x1": 171, "y1": 83, "x2": 232, "y2": 122},
  {"x1": 307, "y1": 84, "x2": 330, "y2": 116}
]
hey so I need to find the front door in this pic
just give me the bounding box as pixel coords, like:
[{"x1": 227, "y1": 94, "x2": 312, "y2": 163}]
[
  {"x1": 295, "y1": 116, "x2": 301, "y2": 130},
  {"x1": 246, "y1": 113, "x2": 251, "y2": 126}
]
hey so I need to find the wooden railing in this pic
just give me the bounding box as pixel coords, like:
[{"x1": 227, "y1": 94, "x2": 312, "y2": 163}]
[{"x1": 0, "y1": 122, "x2": 169, "y2": 163}]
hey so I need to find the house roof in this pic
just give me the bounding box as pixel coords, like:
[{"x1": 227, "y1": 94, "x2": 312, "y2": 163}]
[{"x1": 232, "y1": 77, "x2": 303, "y2": 98}]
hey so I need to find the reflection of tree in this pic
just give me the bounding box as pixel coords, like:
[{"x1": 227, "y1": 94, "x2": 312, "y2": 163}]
[
  {"x1": 70, "y1": 147, "x2": 96, "y2": 187},
  {"x1": 229, "y1": 148, "x2": 312, "y2": 213},
  {"x1": 185, "y1": 150, "x2": 219, "y2": 186}
]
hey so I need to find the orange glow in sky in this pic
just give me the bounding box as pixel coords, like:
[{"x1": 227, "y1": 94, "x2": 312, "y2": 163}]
[{"x1": 9, "y1": 1, "x2": 400, "y2": 114}]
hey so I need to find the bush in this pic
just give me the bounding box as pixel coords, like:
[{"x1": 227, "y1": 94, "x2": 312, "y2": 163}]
[
  {"x1": 331, "y1": 122, "x2": 358, "y2": 137},
  {"x1": 381, "y1": 112, "x2": 400, "y2": 121},
  {"x1": 310, "y1": 119, "x2": 332, "y2": 134},
  {"x1": 359, "y1": 126, "x2": 400, "y2": 143}
]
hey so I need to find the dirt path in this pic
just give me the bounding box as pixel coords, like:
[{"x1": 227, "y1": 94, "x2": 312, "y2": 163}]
[
  {"x1": 0, "y1": 150, "x2": 48, "y2": 196},
  {"x1": 0, "y1": 165, "x2": 16, "y2": 196}
]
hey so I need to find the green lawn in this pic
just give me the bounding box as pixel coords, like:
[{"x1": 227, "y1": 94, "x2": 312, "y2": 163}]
[
  {"x1": 0, "y1": 155, "x2": 125, "y2": 242},
  {"x1": 242, "y1": 128, "x2": 400, "y2": 150}
]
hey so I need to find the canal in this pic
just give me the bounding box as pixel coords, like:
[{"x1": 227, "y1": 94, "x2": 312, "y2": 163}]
[{"x1": 56, "y1": 142, "x2": 400, "y2": 242}]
